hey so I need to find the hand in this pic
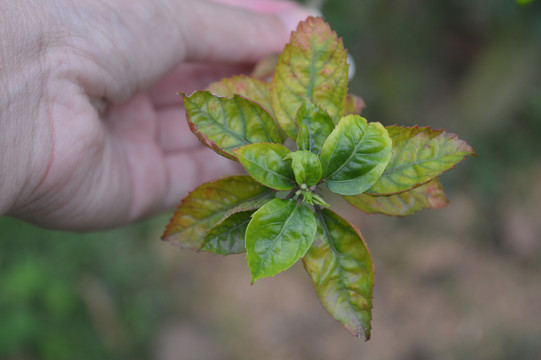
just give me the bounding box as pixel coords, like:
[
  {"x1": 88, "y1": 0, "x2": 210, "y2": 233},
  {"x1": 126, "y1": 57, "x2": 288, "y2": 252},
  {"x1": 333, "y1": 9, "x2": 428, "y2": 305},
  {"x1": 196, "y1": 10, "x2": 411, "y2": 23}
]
[{"x1": 0, "y1": 0, "x2": 316, "y2": 230}]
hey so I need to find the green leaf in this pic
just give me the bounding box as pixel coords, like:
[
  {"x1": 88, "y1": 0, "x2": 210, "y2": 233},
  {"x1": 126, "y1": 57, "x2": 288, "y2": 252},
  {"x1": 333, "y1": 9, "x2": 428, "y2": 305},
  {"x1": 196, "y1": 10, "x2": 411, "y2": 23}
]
[
  {"x1": 344, "y1": 179, "x2": 448, "y2": 216},
  {"x1": 296, "y1": 98, "x2": 335, "y2": 156},
  {"x1": 200, "y1": 211, "x2": 254, "y2": 255},
  {"x1": 284, "y1": 150, "x2": 322, "y2": 186},
  {"x1": 319, "y1": 115, "x2": 392, "y2": 196},
  {"x1": 367, "y1": 126, "x2": 475, "y2": 195},
  {"x1": 302, "y1": 209, "x2": 374, "y2": 340},
  {"x1": 246, "y1": 199, "x2": 317, "y2": 283},
  {"x1": 234, "y1": 143, "x2": 296, "y2": 190},
  {"x1": 162, "y1": 176, "x2": 273, "y2": 249},
  {"x1": 183, "y1": 91, "x2": 281, "y2": 160},
  {"x1": 311, "y1": 193, "x2": 330, "y2": 207},
  {"x1": 344, "y1": 94, "x2": 366, "y2": 115},
  {"x1": 271, "y1": 16, "x2": 349, "y2": 139},
  {"x1": 200, "y1": 191, "x2": 274, "y2": 255},
  {"x1": 207, "y1": 76, "x2": 288, "y2": 141}
]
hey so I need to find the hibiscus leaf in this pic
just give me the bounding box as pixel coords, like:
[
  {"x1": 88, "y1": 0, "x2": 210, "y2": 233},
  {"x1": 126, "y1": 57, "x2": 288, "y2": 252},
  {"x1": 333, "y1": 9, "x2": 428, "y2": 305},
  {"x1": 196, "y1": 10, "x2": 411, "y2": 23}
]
[
  {"x1": 367, "y1": 126, "x2": 475, "y2": 195},
  {"x1": 200, "y1": 211, "x2": 254, "y2": 255},
  {"x1": 344, "y1": 179, "x2": 448, "y2": 216},
  {"x1": 246, "y1": 199, "x2": 317, "y2": 283},
  {"x1": 271, "y1": 16, "x2": 349, "y2": 139},
  {"x1": 234, "y1": 143, "x2": 296, "y2": 190},
  {"x1": 284, "y1": 150, "x2": 322, "y2": 186},
  {"x1": 183, "y1": 91, "x2": 281, "y2": 160},
  {"x1": 320, "y1": 115, "x2": 392, "y2": 195},
  {"x1": 303, "y1": 208, "x2": 374, "y2": 340},
  {"x1": 296, "y1": 97, "x2": 335, "y2": 156},
  {"x1": 207, "y1": 75, "x2": 274, "y2": 117},
  {"x1": 162, "y1": 176, "x2": 274, "y2": 249}
]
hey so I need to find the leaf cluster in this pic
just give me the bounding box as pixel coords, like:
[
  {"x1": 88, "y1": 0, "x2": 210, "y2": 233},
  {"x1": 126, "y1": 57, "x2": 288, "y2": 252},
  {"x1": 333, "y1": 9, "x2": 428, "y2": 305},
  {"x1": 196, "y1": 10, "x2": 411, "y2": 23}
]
[{"x1": 162, "y1": 17, "x2": 474, "y2": 340}]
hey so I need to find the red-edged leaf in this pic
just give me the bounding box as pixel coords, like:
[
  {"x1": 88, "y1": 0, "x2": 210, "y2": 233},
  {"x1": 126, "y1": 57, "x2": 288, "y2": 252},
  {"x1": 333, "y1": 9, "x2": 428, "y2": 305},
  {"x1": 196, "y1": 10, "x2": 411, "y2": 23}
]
[
  {"x1": 345, "y1": 179, "x2": 448, "y2": 216},
  {"x1": 162, "y1": 176, "x2": 274, "y2": 249},
  {"x1": 207, "y1": 75, "x2": 273, "y2": 116},
  {"x1": 183, "y1": 91, "x2": 281, "y2": 160},
  {"x1": 271, "y1": 16, "x2": 349, "y2": 139},
  {"x1": 367, "y1": 126, "x2": 475, "y2": 195},
  {"x1": 303, "y1": 209, "x2": 374, "y2": 340},
  {"x1": 200, "y1": 211, "x2": 254, "y2": 255}
]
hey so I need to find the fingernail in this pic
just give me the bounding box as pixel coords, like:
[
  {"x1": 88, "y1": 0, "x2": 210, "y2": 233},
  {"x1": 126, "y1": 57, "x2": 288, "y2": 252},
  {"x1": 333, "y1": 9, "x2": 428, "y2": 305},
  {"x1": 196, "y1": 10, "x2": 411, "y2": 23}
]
[{"x1": 277, "y1": 7, "x2": 323, "y2": 33}]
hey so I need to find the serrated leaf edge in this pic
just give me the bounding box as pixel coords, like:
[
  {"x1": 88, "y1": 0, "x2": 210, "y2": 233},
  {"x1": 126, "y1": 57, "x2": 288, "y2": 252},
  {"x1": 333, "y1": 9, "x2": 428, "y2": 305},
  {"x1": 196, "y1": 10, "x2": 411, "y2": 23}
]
[
  {"x1": 161, "y1": 176, "x2": 269, "y2": 246},
  {"x1": 345, "y1": 179, "x2": 449, "y2": 217},
  {"x1": 365, "y1": 125, "x2": 475, "y2": 196},
  {"x1": 304, "y1": 209, "x2": 374, "y2": 340},
  {"x1": 198, "y1": 192, "x2": 274, "y2": 254}
]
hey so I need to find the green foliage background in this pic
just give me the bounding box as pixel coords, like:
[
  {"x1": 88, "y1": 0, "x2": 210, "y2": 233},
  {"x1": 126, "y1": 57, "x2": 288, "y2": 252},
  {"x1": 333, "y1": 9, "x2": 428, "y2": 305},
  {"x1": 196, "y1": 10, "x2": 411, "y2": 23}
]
[{"x1": 1, "y1": 1, "x2": 540, "y2": 359}]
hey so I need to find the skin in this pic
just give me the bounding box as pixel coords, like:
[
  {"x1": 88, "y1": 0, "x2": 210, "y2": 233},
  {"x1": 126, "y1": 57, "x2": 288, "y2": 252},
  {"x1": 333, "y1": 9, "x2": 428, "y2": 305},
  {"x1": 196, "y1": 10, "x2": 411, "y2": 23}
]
[{"x1": 0, "y1": 0, "x2": 316, "y2": 230}]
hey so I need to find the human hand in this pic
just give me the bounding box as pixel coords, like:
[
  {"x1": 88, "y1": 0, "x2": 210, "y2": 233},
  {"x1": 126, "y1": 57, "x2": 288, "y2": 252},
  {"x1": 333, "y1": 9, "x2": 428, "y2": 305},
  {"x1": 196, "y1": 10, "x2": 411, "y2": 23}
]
[{"x1": 0, "y1": 0, "x2": 316, "y2": 230}]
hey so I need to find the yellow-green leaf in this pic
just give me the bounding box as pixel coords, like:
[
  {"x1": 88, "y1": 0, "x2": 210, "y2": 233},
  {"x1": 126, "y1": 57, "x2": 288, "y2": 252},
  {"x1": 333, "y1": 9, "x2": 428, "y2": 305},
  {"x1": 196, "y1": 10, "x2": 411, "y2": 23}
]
[
  {"x1": 162, "y1": 176, "x2": 273, "y2": 249},
  {"x1": 184, "y1": 91, "x2": 281, "y2": 160},
  {"x1": 207, "y1": 75, "x2": 273, "y2": 116},
  {"x1": 234, "y1": 143, "x2": 295, "y2": 190},
  {"x1": 284, "y1": 150, "x2": 322, "y2": 186},
  {"x1": 367, "y1": 126, "x2": 475, "y2": 195},
  {"x1": 303, "y1": 209, "x2": 374, "y2": 340},
  {"x1": 200, "y1": 211, "x2": 254, "y2": 255},
  {"x1": 271, "y1": 16, "x2": 349, "y2": 139},
  {"x1": 344, "y1": 179, "x2": 448, "y2": 216},
  {"x1": 296, "y1": 97, "x2": 335, "y2": 156},
  {"x1": 246, "y1": 199, "x2": 317, "y2": 283},
  {"x1": 320, "y1": 115, "x2": 392, "y2": 195}
]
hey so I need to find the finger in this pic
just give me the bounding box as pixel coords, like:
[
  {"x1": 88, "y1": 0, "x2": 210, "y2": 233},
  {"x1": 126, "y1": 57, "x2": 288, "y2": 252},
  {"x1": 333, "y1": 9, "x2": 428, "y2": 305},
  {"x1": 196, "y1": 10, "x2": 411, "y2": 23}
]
[
  {"x1": 156, "y1": 106, "x2": 202, "y2": 153},
  {"x1": 86, "y1": 0, "x2": 317, "y2": 99},
  {"x1": 209, "y1": 0, "x2": 299, "y2": 13},
  {"x1": 175, "y1": 0, "x2": 315, "y2": 63}
]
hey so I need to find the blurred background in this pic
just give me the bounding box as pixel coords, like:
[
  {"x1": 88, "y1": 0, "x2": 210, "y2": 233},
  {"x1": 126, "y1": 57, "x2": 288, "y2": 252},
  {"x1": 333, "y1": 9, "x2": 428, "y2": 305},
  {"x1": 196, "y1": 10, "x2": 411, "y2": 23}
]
[{"x1": 1, "y1": 0, "x2": 541, "y2": 359}]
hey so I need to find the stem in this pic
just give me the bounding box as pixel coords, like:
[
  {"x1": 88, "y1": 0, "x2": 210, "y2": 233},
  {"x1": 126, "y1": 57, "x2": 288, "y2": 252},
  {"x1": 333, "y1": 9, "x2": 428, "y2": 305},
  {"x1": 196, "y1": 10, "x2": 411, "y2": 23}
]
[{"x1": 284, "y1": 188, "x2": 298, "y2": 200}]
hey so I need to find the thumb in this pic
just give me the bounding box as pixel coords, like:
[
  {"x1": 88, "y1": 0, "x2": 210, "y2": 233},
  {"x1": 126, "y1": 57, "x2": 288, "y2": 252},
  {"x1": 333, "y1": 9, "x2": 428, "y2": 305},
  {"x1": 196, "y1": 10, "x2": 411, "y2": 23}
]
[
  {"x1": 86, "y1": 0, "x2": 318, "y2": 97},
  {"x1": 177, "y1": 0, "x2": 318, "y2": 62}
]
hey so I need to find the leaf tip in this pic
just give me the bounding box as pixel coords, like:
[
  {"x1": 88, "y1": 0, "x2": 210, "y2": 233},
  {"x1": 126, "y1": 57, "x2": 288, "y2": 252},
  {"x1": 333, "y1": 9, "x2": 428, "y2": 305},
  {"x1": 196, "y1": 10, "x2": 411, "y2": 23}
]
[{"x1": 359, "y1": 328, "x2": 371, "y2": 342}]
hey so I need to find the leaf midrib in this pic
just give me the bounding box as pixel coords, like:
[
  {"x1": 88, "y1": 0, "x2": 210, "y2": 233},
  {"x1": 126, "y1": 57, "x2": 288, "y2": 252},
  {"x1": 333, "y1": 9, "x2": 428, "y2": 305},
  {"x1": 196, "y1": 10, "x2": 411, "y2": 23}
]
[
  {"x1": 254, "y1": 203, "x2": 299, "y2": 277},
  {"x1": 178, "y1": 190, "x2": 271, "y2": 235},
  {"x1": 316, "y1": 211, "x2": 366, "y2": 338},
  {"x1": 327, "y1": 123, "x2": 369, "y2": 178},
  {"x1": 380, "y1": 136, "x2": 459, "y2": 177},
  {"x1": 191, "y1": 100, "x2": 250, "y2": 146},
  {"x1": 243, "y1": 156, "x2": 295, "y2": 185}
]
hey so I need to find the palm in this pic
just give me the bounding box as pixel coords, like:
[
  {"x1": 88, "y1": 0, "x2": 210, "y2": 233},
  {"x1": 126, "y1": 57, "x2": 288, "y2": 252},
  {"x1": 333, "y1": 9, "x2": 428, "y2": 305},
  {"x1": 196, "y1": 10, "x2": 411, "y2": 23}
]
[
  {"x1": 34, "y1": 74, "x2": 238, "y2": 230},
  {"x1": 2, "y1": 0, "x2": 311, "y2": 230}
]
